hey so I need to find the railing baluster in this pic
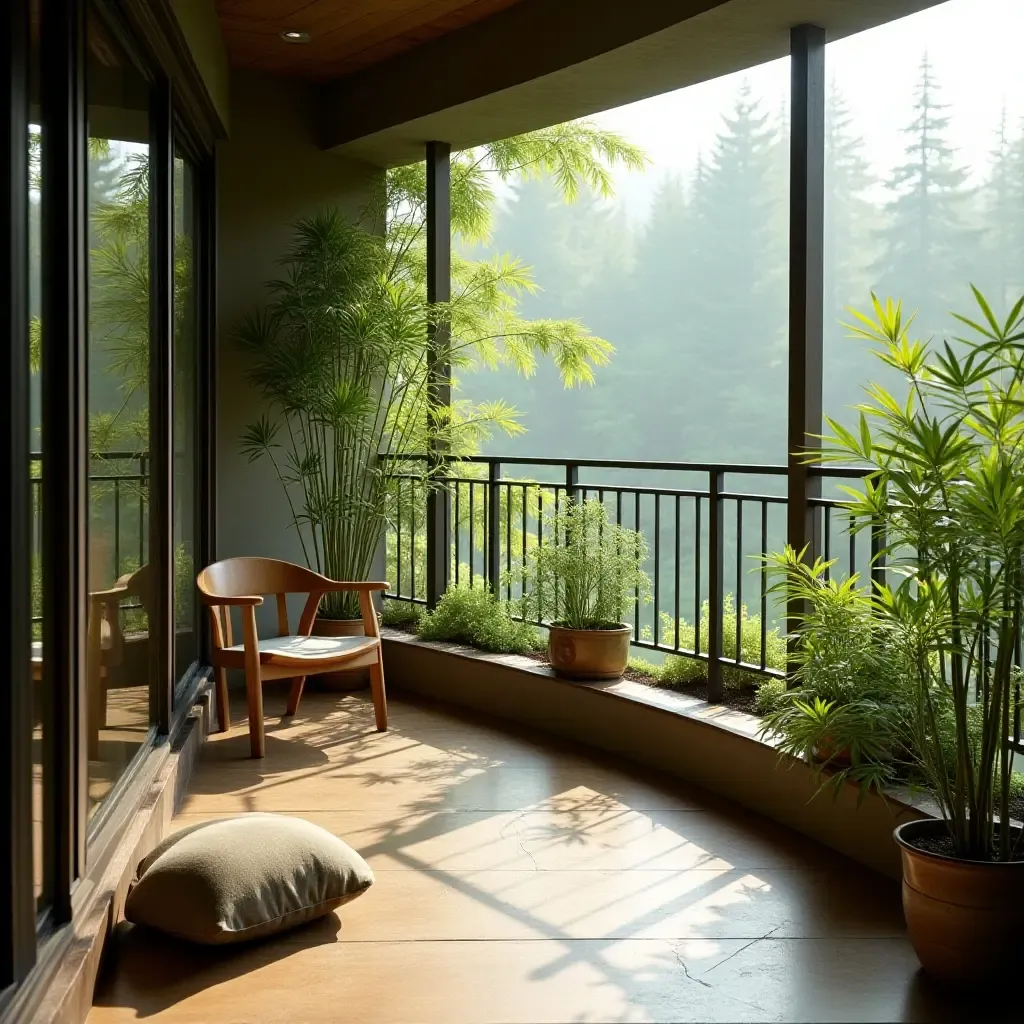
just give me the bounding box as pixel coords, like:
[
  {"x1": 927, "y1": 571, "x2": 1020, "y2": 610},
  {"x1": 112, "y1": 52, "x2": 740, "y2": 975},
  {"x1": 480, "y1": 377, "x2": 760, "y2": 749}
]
[
  {"x1": 634, "y1": 491, "x2": 641, "y2": 638},
  {"x1": 707, "y1": 470, "x2": 725, "y2": 702},
  {"x1": 454, "y1": 481, "x2": 460, "y2": 586},
  {"x1": 674, "y1": 494, "x2": 681, "y2": 651},
  {"x1": 654, "y1": 493, "x2": 661, "y2": 647},
  {"x1": 410, "y1": 479, "x2": 416, "y2": 600},
  {"x1": 468, "y1": 480, "x2": 475, "y2": 587},
  {"x1": 823, "y1": 505, "x2": 831, "y2": 582},
  {"x1": 848, "y1": 513, "x2": 856, "y2": 580},
  {"x1": 735, "y1": 497, "x2": 743, "y2": 667},
  {"x1": 694, "y1": 496, "x2": 702, "y2": 657},
  {"x1": 395, "y1": 481, "x2": 402, "y2": 597},
  {"x1": 487, "y1": 461, "x2": 501, "y2": 593},
  {"x1": 760, "y1": 500, "x2": 768, "y2": 670},
  {"x1": 114, "y1": 477, "x2": 121, "y2": 576},
  {"x1": 505, "y1": 482, "x2": 512, "y2": 601}
]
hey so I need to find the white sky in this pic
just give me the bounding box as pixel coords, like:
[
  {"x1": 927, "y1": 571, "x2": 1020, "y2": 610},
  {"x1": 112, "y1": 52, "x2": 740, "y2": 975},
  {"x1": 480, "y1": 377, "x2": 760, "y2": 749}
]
[{"x1": 588, "y1": 0, "x2": 1024, "y2": 222}]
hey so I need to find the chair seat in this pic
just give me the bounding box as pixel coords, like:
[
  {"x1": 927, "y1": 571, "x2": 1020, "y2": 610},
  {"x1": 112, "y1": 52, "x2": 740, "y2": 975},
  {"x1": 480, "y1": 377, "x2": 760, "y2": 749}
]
[{"x1": 224, "y1": 634, "x2": 379, "y2": 664}]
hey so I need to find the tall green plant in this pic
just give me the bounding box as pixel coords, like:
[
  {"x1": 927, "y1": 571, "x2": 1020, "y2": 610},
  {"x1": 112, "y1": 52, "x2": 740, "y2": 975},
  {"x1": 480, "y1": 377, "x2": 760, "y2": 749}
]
[
  {"x1": 512, "y1": 498, "x2": 650, "y2": 629},
  {"x1": 816, "y1": 288, "x2": 1024, "y2": 859},
  {"x1": 237, "y1": 212, "x2": 438, "y2": 618}
]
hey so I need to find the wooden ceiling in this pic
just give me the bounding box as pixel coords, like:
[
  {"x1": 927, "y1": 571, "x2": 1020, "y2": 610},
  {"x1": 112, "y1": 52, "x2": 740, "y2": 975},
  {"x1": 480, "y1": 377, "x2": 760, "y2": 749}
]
[{"x1": 215, "y1": 0, "x2": 526, "y2": 81}]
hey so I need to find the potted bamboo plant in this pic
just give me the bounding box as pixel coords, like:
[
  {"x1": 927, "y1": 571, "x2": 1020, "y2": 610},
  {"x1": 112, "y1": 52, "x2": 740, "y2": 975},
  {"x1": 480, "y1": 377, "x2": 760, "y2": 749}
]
[
  {"x1": 813, "y1": 289, "x2": 1024, "y2": 986},
  {"x1": 236, "y1": 211, "x2": 439, "y2": 672},
  {"x1": 514, "y1": 498, "x2": 649, "y2": 679}
]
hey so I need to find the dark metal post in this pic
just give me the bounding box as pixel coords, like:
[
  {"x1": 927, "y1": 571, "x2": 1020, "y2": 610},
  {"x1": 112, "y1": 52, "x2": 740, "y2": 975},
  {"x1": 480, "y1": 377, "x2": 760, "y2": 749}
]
[
  {"x1": 487, "y1": 461, "x2": 502, "y2": 593},
  {"x1": 565, "y1": 463, "x2": 579, "y2": 504},
  {"x1": 786, "y1": 24, "x2": 826, "y2": 667},
  {"x1": 425, "y1": 140, "x2": 451, "y2": 609},
  {"x1": 707, "y1": 471, "x2": 725, "y2": 702}
]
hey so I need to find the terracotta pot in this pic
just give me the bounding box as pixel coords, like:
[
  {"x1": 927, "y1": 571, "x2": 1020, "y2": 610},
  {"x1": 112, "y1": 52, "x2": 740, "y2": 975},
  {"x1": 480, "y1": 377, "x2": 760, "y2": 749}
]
[
  {"x1": 812, "y1": 738, "x2": 852, "y2": 765},
  {"x1": 310, "y1": 616, "x2": 369, "y2": 690},
  {"x1": 894, "y1": 818, "x2": 1024, "y2": 986},
  {"x1": 547, "y1": 623, "x2": 631, "y2": 680}
]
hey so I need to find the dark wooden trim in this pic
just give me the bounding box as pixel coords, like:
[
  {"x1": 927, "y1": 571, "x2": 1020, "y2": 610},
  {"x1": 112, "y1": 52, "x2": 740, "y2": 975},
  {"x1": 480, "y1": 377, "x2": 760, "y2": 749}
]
[
  {"x1": 425, "y1": 140, "x2": 452, "y2": 609},
  {"x1": 199, "y1": 151, "x2": 217, "y2": 663},
  {"x1": 0, "y1": 0, "x2": 39, "y2": 992},
  {"x1": 114, "y1": 0, "x2": 224, "y2": 151},
  {"x1": 41, "y1": 0, "x2": 89, "y2": 916},
  {"x1": 786, "y1": 24, "x2": 825, "y2": 653},
  {"x1": 149, "y1": 76, "x2": 174, "y2": 736}
]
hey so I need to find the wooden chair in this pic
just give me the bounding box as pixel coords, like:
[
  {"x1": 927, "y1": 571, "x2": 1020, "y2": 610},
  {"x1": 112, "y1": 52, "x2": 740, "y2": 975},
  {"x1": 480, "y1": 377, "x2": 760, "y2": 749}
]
[
  {"x1": 85, "y1": 563, "x2": 151, "y2": 760},
  {"x1": 197, "y1": 557, "x2": 389, "y2": 759}
]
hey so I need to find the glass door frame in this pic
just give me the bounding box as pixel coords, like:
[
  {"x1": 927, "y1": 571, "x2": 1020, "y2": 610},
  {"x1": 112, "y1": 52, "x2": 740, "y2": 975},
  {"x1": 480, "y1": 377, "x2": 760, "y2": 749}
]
[{"x1": 0, "y1": 0, "x2": 219, "y2": 1012}]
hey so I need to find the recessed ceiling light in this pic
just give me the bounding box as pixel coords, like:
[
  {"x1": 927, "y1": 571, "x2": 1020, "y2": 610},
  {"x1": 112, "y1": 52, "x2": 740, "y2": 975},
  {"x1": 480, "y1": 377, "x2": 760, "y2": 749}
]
[{"x1": 280, "y1": 29, "x2": 311, "y2": 43}]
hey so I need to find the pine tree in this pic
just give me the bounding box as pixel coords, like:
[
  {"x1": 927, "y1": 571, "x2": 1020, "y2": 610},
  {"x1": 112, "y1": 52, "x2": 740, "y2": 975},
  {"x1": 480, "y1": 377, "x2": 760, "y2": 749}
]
[
  {"x1": 981, "y1": 109, "x2": 1024, "y2": 311},
  {"x1": 823, "y1": 79, "x2": 878, "y2": 427},
  {"x1": 684, "y1": 82, "x2": 788, "y2": 461},
  {"x1": 824, "y1": 79, "x2": 874, "y2": 320},
  {"x1": 874, "y1": 53, "x2": 974, "y2": 333}
]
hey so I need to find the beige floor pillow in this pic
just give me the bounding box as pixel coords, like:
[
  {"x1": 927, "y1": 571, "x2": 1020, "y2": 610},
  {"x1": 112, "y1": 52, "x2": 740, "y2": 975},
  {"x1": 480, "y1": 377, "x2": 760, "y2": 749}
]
[{"x1": 125, "y1": 813, "x2": 374, "y2": 944}]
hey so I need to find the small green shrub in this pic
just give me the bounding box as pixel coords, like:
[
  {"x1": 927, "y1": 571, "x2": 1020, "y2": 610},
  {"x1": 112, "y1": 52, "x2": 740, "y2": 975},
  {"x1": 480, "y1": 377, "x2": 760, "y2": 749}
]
[
  {"x1": 658, "y1": 595, "x2": 786, "y2": 691},
  {"x1": 418, "y1": 583, "x2": 542, "y2": 655},
  {"x1": 626, "y1": 656, "x2": 661, "y2": 681},
  {"x1": 380, "y1": 599, "x2": 424, "y2": 630},
  {"x1": 754, "y1": 677, "x2": 787, "y2": 715},
  {"x1": 510, "y1": 498, "x2": 650, "y2": 629}
]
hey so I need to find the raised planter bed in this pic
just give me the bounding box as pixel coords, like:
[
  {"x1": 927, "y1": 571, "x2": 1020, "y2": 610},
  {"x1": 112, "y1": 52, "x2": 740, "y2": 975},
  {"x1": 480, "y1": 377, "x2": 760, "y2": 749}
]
[{"x1": 382, "y1": 627, "x2": 933, "y2": 879}]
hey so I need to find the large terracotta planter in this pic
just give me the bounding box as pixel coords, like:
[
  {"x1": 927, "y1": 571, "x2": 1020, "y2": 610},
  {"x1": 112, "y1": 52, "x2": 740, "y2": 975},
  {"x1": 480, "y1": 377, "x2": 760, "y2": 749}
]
[
  {"x1": 547, "y1": 623, "x2": 631, "y2": 680},
  {"x1": 310, "y1": 616, "x2": 369, "y2": 690},
  {"x1": 894, "y1": 818, "x2": 1024, "y2": 986}
]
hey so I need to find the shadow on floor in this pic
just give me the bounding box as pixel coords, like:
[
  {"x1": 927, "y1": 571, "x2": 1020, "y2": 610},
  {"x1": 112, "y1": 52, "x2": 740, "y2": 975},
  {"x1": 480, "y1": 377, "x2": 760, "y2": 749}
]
[{"x1": 93, "y1": 916, "x2": 343, "y2": 1018}]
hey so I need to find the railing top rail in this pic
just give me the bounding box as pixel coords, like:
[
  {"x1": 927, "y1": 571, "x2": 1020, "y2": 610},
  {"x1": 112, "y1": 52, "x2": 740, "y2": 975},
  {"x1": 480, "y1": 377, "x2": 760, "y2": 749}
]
[
  {"x1": 30, "y1": 449, "x2": 149, "y2": 461},
  {"x1": 380, "y1": 452, "x2": 872, "y2": 479}
]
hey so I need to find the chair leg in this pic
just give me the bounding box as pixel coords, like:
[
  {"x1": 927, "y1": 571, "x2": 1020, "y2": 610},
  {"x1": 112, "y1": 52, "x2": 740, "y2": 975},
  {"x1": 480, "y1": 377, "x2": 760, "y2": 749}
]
[
  {"x1": 244, "y1": 661, "x2": 265, "y2": 759},
  {"x1": 215, "y1": 667, "x2": 230, "y2": 733},
  {"x1": 369, "y1": 650, "x2": 388, "y2": 732},
  {"x1": 285, "y1": 676, "x2": 306, "y2": 717}
]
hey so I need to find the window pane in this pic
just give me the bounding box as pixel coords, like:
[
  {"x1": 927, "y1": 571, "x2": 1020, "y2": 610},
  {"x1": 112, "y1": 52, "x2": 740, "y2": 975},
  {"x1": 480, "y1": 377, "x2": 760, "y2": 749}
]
[
  {"x1": 86, "y1": 10, "x2": 155, "y2": 819},
  {"x1": 173, "y1": 152, "x2": 198, "y2": 687},
  {"x1": 28, "y1": 0, "x2": 46, "y2": 910},
  {"x1": 824, "y1": 0, "x2": 1024, "y2": 433}
]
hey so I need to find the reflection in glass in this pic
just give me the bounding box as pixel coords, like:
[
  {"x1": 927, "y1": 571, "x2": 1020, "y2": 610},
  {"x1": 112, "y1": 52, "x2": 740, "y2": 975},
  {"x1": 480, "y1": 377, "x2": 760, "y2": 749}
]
[
  {"x1": 86, "y1": 9, "x2": 155, "y2": 818},
  {"x1": 173, "y1": 154, "x2": 198, "y2": 686},
  {"x1": 29, "y1": 0, "x2": 46, "y2": 907}
]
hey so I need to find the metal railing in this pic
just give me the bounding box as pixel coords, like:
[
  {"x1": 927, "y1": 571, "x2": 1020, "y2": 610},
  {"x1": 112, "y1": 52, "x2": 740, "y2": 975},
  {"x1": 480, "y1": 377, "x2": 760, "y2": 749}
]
[
  {"x1": 31, "y1": 450, "x2": 149, "y2": 624},
  {"x1": 385, "y1": 454, "x2": 879, "y2": 698}
]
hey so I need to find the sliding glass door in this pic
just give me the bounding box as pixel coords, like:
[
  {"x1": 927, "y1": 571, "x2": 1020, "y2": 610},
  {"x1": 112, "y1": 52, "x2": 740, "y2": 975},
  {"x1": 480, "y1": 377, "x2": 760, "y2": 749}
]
[{"x1": 2, "y1": 0, "x2": 216, "y2": 1010}]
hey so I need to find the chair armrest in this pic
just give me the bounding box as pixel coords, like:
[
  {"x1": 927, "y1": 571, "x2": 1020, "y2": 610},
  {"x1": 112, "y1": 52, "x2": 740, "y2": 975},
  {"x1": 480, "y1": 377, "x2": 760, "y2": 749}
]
[
  {"x1": 199, "y1": 593, "x2": 264, "y2": 607},
  {"x1": 320, "y1": 581, "x2": 390, "y2": 593}
]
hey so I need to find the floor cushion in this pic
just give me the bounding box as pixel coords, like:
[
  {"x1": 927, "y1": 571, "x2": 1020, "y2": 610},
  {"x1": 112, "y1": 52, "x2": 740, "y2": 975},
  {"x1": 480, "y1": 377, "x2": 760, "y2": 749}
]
[{"x1": 125, "y1": 813, "x2": 374, "y2": 944}]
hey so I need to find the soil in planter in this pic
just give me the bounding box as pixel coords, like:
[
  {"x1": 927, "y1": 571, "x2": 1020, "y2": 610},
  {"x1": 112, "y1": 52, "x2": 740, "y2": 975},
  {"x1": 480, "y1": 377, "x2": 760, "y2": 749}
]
[{"x1": 906, "y1": 831, "x2": 1024, "y2": 862}]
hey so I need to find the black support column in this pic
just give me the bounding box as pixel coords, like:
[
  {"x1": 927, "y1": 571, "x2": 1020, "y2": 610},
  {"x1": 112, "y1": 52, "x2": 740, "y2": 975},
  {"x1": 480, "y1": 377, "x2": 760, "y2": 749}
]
[
  {"x1": 786, "y1": 25, "x2": 826, "y2": 640},
  {"x1": 425, "y1": 141, "x2": 452, "y2": 609}
]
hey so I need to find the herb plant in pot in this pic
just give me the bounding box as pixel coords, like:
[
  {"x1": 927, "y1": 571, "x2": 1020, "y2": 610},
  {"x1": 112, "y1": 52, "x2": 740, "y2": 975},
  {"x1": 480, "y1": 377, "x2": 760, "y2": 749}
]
[
  {"x1": 814, "y1": 290, "x2": 1024, "y2": 986},
  {"x1": 513, "y1": 498, "x2": 650, "y2": 680},
  {"x1": 759, "y1": 547, "x2": 909, "y2": 796}
]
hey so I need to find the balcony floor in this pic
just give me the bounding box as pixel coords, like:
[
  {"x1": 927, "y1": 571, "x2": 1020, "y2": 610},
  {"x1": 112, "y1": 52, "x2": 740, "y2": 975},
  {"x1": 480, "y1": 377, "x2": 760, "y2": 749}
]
[{"x1": 89, "y1": 689, "x2": 994, "y2": 1023}]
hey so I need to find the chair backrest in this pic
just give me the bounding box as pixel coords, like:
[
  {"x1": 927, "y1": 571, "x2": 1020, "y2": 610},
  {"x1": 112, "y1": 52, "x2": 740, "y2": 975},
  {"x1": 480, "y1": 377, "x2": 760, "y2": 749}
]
[{"x1": 197, "y1": 557, "x2": 327, "y2": 600}]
